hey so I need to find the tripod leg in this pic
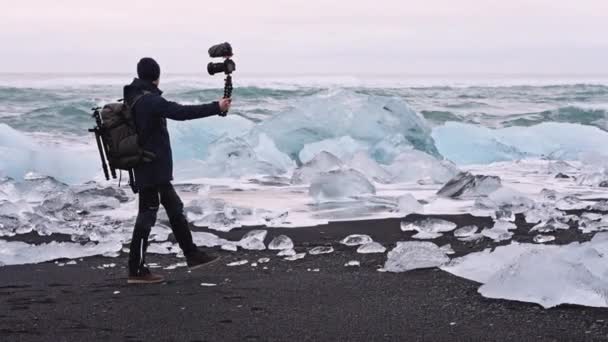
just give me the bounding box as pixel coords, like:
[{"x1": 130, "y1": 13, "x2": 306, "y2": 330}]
[
  {"x1": 128, "y1": 169, "x2": 138, "y2": 194},
  {"x1": 94, "y1": 131, "x2": 110, "y2": 180}
]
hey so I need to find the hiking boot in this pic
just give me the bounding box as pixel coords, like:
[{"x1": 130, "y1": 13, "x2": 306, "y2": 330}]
[
  {"x1": 127, "y1": 267, "x2": 165, "y2": 284},
  {"x1": 186, "y1": 250, "x2": 220, "y2": 270}
]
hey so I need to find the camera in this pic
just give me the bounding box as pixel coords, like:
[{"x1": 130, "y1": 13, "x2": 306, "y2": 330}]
[
  {"x1": 207, "y1": 59, "x2": 236, "y2": 75},
  {"x1": 207, "y1": 42, "x2": 236, "y2": 75},
  {"x1": 207, "y1": 42, "x2": 235, "y2": 116}
]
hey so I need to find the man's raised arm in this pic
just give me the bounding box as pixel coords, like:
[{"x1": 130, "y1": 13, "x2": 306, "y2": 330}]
[{"x1": 152, "y1": 96, "x2": 231, "y2": 121}]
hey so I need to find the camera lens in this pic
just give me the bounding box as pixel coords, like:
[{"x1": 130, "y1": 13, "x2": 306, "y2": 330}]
[{"x1": 207, "y1": 62, "x2": 225, "y2": 75}]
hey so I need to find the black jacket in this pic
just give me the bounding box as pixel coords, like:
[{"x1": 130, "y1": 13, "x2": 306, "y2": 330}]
[{"x1": 123, "y1": 78, "x2": 221, "y2": 188}]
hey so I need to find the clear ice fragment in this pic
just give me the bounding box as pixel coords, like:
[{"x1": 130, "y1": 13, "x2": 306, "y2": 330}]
[
  {"x1": 384, "y1": 241, "x2": 450, "y2": 272},
  {"x1": 340, "y1": 234, "x2": 373, "y2": 246},
  {"x1": 268, "y1": 235, "x2": 294, "y2": 250},
  {"x1": 309, "y1": 246, "x2": 334, "y2": 255},
  {"x1": 356, "y1": 242, "x2": 386, "y2": 254}
]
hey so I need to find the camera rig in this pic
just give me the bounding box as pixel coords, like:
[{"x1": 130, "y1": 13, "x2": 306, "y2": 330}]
[{"x1": 207, "y1": 42, "x2": 235, "y2": 116}]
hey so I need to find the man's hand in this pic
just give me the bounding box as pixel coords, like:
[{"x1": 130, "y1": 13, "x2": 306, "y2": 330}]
[{"x1": 219, "y1": 98, "x2": 232, "y2": 113}]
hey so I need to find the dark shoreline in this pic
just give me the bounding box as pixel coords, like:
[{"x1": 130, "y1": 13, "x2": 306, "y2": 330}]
[{"x1": 2, "y1": 214, "x2": 608, "y2": 341}]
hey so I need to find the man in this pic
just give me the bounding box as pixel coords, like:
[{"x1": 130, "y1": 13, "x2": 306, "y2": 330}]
[{"x1": 123, "y1": 57, "x2": 231, "y2": 284}]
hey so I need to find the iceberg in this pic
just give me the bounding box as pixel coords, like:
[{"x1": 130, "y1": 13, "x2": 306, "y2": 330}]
[
  {"x1": 255, "y1": 90, "x2": 439, "y2": 163},
  {"x1": 433, "y1": 121, "x2": 608, "y2": 165}
]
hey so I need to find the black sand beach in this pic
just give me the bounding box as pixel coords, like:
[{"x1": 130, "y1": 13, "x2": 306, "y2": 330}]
[{"x1": 2, "y1": 215, "x2": 608, "y2": 341}]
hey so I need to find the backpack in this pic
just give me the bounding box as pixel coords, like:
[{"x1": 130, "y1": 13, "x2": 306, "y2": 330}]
[{"x1": 100, "y1": 92, "x2": 155, "y2": 170}]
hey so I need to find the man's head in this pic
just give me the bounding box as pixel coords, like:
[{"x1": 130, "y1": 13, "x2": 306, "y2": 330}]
[{"x1": 137, "y1": 57, "x2": 161, "y2": 85}]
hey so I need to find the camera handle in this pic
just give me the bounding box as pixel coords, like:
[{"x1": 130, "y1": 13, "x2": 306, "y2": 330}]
[{"x1": 219, "y1": 74, "x2": 233, "y2": 117}]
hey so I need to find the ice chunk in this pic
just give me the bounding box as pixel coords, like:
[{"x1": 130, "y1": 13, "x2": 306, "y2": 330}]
[
  {"x1": 340, "y1": 234, "x2": 373, "y2": 246},
  {"x1": 481, "y1": 220, "x2": 516, "y2": 242},
  {"x1": 493, "y1": 207, "x2": 516, "y2": 222},
  {"x1": 20, "y1": 174, "x2": 70, "y2": 202},
  {"x1": 524, "y1": 205, "x2": 563, "y2": 224},
  {"x1": 291, "y1": 152, "x2": 344, "y2": 184},
  {"x1": 397, "y1": 194, "x2": 423, "y2": 214},
  {"x1": 357, "y1": 242, "x2": 386, "y2": 254},
  {"x1": 453, "y1": 225, "x2": 478, "y2": 238},
  {"x1": 221, "y1": 243, "x2": 238, "y2": 252},
  {"x1": 309, "y1": 169, "x2": 375, "y2": 202},
  {"x1": 591, "y1": 201, "x2": 608, "y2": 212},
  {"x1": 258, "y1": 258, "x2": 270, "y2": 264},
  {"x1": 478, "y1": 247, "x2": 608, "y2": 309},
  {"x1": 192, "y1": 210, "x2": 241, "y2": 232},
  {"x1": 578, "y1": 172, "x2": 608, "y2": 187},
  {"x1": 579, "y1": 218, "x2": 608, "y2": 234},
  {"x1": 344, "y1": 260, "x2": 361, "y2": 267},
  {"x1": 268, "y1": 235, "x2": 294, "y2": 250},
  {"x1": 196, "y1": 136, "x2": 287, "y2": 178},
  {"x1": 384, "y1": 241, "x2": 450, "y2": 272},
  {"x1": 437, "y1": 172, "x2": 501, "y2": 199},
  {"x1": 548, "y1": 160, "x2": 578, "y2": 175},
  {"x1": 347, "y1": 151, "x2": 393, "y2": 183},
  {"x1": 238, "y1": 230, "x2": 267, "y2": 250},
  {"x1": 401, "y1": 218, "x2": 457, "y2": 239},
  {"x1": 556, "y1": 196, "x2": 590, "y2": 211},
  {"x1": 284, "y1": 253, "x2": 306, "y2": 261},
  {"x1": 412, "y1": 231, "x2": 443, "y2": 240},
  {"x1": 530, "y1": 219, "x2": 569, "y2": 233},
  {"x1": 164, "y1": 262, "x2": 187, "y2": 270},
  {"x1": 582, "y1": 213, "x2": 603, "y2": 221},
  {"x1": 277, "y1": 248, "x2": 296, "y2": 257},
  {"x1": 148, "y1": 242, "x2": 178, "y2": 255},
  {"x1": 299, "y1": 136, "x2": 368, "y2": 165},
  {"x1": 191, "y1": 232, "x2": 230, "y2": 248},
  {"x1": 309, "y1": 246, "x2": 334, "y2": 255},
  {"x1": 0, "y1": 240, "x2": 122, "y2": 266},
  {"x1": 200, "y1": 283, "x2": 218, "y2": 287},
  {"x1": 264, "y1": 211, "x2": 290, "y2": 227},
  {"x1": 370, "y1": 134, "x2": 414, "y2": 164},
  {"x1": 385, "y1": 150, "x2": 459, "y2": 184},
  {"x1": 440, "y1": 244, "x2": 456, "y2": 255},
  {"x1": 227, "y1": 260, "x2": 249, "y2": 266},
  {"x1": 533, "y1": 235, "x2": 556, "y2": 244},
  {"x1": 475, "y1": 187, "x2": 534, "y2": 213},
  {"x1": 539, "y1": 189, "x2": 558, "y2": 202}
]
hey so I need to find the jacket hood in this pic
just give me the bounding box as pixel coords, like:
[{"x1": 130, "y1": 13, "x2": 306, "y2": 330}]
[{"x1": 123, "y1": 78, "x2": 162, "y2": 105}]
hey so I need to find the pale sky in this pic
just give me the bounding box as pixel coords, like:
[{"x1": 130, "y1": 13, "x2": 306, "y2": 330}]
[{"x1": 2, "y1": 0, "x2": 608, "y2": 74}]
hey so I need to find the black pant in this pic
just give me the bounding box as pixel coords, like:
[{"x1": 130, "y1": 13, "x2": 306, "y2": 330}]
[{"x1": 129, "y1": 183, "x2": 197, "y2": 274}]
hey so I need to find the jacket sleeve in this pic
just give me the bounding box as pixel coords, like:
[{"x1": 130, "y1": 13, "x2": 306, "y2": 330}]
[{"x1": 150, "y1": 96, "x2": 222, "y2": 121}]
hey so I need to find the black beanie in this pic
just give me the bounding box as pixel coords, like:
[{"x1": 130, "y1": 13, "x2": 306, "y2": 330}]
[{"x1": 137, "y1": 57, "x2": 161, "y2": 82}]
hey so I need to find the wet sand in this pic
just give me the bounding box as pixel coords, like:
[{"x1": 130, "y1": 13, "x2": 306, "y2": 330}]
[{"x1": 1, "y1": 215, "x2": 608, "y2": 341}]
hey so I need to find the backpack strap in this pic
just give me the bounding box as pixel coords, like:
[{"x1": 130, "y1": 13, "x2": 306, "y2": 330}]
[{"x1": 127, "y1": 90, "x2": 152, "y2": 110}]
